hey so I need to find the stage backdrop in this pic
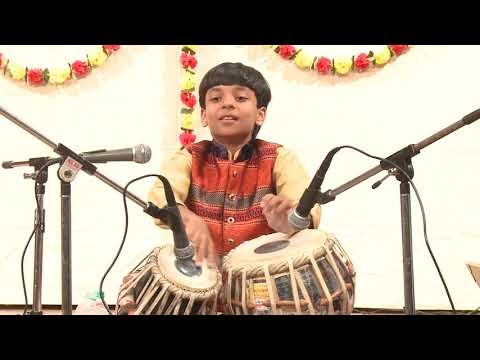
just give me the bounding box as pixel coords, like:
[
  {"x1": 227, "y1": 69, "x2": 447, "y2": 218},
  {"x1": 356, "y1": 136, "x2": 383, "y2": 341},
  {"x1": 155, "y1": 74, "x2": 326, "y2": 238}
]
[{"x1": 0, "y1": 45, "x2": 479, "y2": 310}]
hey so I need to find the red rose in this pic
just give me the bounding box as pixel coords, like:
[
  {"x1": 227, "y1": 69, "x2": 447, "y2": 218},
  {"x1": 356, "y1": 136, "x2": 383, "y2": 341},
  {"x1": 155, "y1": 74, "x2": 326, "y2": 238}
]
[
  {"x1": 180, "y1": 91, "x2": 197, "y2": 108},
  {"x1": 0, "y1": 53, "x2": 3, "y2": 67},
  {"x1": 180, "y1": 53, "x2": 197, "y2": 69},
  {"x1": 180, "y1": 52, "x2": 190, "y2": 68},
  {"x1": 390, "y1": 45, "x2": 408, "y2": 55},
  {"x1": 278, "y1": 45, "x2": 296, "y2": 59},
  {"x1": 316, "y1": 56, "x2": 332, "y2": 74},
  {"x1": 188, "y1": 55, "x2": 197, "y2": 69},
  {"x1": 27, "y1": 68, "x2": 45, "y2": 85},
  {"x1": 71, "y1": 60, "x2": 90, "y2": 77},
  {"x1": 179, "y1": 131, "x2": 196, "y2": 146},
  {"x1": 103, "y1": 45, "x2": 120, "y2": 53},
  {"x1": 355, "y1": 53, "x2": 370, "y2": 71}
]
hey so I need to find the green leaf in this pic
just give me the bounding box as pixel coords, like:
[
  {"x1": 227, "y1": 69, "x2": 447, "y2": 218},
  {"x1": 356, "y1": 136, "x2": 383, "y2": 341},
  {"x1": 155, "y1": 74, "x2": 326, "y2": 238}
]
[
  {"x1": 388, "y1": 45, "x2": 394, "y2": 57},
  {"x1": 86, "y1": 55, "x2": 92, "y2": 69},
  {"x1": 3, "y1": 59, "x2": 9, "y2": 76},
  {"x1": 180, "y1": 108, "x2": 195, "y2": 114},
  {"x1": 182, "y1": 46, "x2": 196, "y2": 55},
  {"x1": 293, "y1": 49, "x2": 302, "y2": 59},
  {"x1": 43, "y1": 69, "x2": 50, "y2": 83}
]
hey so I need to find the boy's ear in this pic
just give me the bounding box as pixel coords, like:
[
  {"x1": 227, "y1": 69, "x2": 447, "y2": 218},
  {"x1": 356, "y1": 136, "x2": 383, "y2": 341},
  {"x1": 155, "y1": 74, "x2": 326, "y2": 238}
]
[
  {"x1": 255, "y1": 107, "x2": 266, "y2": 126},
  {"x1": 200, "y1": 108, "x2": 208, "y2": 127}
]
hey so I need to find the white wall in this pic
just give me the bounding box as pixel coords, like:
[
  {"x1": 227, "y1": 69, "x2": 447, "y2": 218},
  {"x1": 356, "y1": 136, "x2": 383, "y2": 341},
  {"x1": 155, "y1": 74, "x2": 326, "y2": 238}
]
[{"x1": 0, "y1": 45, "x2": 479, "y2": 310}]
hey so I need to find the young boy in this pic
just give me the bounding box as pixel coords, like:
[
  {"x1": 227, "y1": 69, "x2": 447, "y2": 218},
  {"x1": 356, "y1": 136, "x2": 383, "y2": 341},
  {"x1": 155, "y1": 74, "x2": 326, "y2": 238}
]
[{"x1": 148, "y1": 62, "x2": 321, "y2": 268}]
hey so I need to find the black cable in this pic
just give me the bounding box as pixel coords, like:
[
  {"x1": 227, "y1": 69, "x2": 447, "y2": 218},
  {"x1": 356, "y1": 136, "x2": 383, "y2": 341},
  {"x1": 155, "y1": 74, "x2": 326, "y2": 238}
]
[
  {"x1": 21, "y1": 158, "x2": 61, "y2": 315},
  {"x1": 21, "y1": 227, "x2": 36, "y2": 315},
  {"x1": 320, "y1": 145, "x2": 456, "y2": 314},
  {"x1": 99, "y1": 174, "x2": 163, "y2": 315}
]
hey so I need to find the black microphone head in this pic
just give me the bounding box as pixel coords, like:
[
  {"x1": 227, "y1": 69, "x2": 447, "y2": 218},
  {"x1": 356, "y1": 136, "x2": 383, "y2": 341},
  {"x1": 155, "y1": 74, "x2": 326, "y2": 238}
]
[
  {"x1": 133, "y1": 144, "x2": 152, "y2": 164},
  {"x1": 1, "y1": 161, "x2": 13, "y2": 169}
]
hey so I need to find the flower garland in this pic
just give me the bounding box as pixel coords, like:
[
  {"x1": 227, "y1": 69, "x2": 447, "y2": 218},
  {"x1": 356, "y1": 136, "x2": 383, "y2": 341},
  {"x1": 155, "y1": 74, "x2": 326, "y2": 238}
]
[
  {"x1": 179, "y1": 45, "x2": 198, "y2": 147},
  {"x1": 266, "y1": 45, "x2": 409, "y2": 76},
  {"x1": 0, "y1": 45, "x2": 121, "y2": 86}
]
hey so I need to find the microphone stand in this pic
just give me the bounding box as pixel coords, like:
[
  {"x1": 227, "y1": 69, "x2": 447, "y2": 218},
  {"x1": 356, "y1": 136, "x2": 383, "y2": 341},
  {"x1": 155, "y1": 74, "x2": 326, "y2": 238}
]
[
  {"x1": 312, "y1": 109, "x2": 480, "y2": 315},
  {"x1": 0, "y1": 105, "x2": 197, "y2": 315},
  {"x1": 22, "y1": 157, "x2": 51, "y2": 315}
]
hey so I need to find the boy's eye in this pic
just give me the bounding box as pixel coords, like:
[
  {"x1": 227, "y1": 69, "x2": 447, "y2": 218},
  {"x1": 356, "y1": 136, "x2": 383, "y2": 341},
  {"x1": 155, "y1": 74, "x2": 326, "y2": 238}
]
[
  {"x1": 210, "y1": 97, "x2": 220, "y2": 102},
  {"x1": 236, "y1": 96, "x2": 248, "y2": 101}
]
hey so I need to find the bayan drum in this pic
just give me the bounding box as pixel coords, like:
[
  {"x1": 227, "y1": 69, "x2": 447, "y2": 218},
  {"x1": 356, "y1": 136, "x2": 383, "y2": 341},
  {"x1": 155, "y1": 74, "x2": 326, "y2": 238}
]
[
  {"x1": 116, "y1": 243, "x2": 222, "y2": 315},
  {"x1": 221, "y1": 229, "x2": 355, "y2": 315}
]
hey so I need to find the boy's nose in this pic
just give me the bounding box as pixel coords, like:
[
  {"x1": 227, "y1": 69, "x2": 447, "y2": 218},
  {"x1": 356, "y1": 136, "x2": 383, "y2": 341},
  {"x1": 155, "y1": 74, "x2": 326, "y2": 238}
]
[
  {"x1": 222, "y1": 102, "x2": 234, "y2": 109},
  {"x1": 221, "y1": 95, "x2": 235, "y2": 108}
]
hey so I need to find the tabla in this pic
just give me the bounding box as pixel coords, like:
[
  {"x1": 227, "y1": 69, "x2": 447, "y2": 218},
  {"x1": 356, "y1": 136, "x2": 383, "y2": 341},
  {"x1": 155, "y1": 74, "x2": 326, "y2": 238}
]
[
  {"x1": 221, "y1": 229, "x2": 355, "y2": 315},
  {"x1": 116, "y1": 243, "x2": 222, "y2": 315}
]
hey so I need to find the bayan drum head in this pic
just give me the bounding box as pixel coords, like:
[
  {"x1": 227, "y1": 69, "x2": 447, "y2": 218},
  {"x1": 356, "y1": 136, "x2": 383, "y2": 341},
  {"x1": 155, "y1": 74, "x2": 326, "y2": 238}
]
[{"x1": 154, "y1": 244, "x2": 221, "y2": 293}]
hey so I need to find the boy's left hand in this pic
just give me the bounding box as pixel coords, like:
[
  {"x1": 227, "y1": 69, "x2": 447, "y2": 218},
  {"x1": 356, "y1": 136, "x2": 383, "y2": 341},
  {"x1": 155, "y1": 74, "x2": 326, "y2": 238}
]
[{"x1": 260, "y1": 194, "x2": 297, "y2": 236}]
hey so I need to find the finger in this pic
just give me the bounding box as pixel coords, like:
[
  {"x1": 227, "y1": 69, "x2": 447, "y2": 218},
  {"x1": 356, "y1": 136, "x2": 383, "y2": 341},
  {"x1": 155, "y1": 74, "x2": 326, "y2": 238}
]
[
  {"x1": 189, "y1": 233, "x2": 200, "y2": 251},
  {"x1": 263, "y1": 196, "x2": 283, "y2": 214},
  {"x1": 276, "y1": 199, "x2": 294, "y2": 215},
  {"x1": 192, "y1": 238, "x2": 199, "y2": 263},
  {"x1": 185, "y1": 226, "x2": 197, "y2": 246},
  {"x1": 260, "y1": 194, "x2": 274, "y2": 208},
  {"x1": 196, "y1": 236, "x2": 207, "y2": 266},
  {"x1": 207, "y1": 238, "x2": 216, "y2": 268}
]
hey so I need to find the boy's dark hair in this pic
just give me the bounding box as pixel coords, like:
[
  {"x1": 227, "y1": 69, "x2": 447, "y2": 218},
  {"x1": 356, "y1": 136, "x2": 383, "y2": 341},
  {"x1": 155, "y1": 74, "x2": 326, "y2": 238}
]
[{"x1": 199, "y1": 62, "x2": 272, "y2": 109}]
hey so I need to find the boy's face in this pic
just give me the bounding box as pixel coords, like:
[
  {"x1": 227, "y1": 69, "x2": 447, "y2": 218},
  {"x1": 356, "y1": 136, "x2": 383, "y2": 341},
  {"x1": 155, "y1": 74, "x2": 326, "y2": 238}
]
[{"x1": 201, "y1": 85, "x2": 266, "y2": 145}]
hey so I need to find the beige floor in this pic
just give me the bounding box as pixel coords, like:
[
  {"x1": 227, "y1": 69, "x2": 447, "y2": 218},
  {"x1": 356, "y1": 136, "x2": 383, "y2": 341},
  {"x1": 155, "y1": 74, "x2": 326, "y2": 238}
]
[
  {"x1": 0, "y1": 306, "x2": 475, "y2": 315},
  {"x1": 0, "y1": 305, "x2": 115, "y2": 315}
]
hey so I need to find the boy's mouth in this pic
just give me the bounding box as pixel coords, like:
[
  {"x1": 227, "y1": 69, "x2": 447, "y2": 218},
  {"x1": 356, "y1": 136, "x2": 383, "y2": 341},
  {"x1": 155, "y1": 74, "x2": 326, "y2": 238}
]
[{"x1": 219, "y1": 115, "x2": 239, "y2": 121}]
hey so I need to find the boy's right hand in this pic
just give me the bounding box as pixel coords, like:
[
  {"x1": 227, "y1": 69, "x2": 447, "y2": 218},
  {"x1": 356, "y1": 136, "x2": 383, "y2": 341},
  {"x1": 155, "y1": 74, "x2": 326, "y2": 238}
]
[{"x1": 177, "y1": 205, "x2": 217, "y2": 268}]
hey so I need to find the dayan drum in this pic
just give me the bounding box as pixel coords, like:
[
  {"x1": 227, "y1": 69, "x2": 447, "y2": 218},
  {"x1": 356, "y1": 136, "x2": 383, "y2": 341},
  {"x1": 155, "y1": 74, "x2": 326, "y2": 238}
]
[
  {"x1": 221, "y1": 229, "x2": 355, "y2": 315},
  {"x1": 116, "y1": 243, "x2": 222, "y2": 315}
]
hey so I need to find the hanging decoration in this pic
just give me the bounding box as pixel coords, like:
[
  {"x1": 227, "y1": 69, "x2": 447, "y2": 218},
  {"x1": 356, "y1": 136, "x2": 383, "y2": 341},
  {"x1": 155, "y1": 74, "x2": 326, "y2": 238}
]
[
  {"x1": 265, "y1": 45, "x2": 409, "y2": 76},
  {"x1": 179, "y1": 45, "x2": 198, "y2": 147},
  {"x1": 0, "y1": 45, "x2": 121, "y2": 86}
]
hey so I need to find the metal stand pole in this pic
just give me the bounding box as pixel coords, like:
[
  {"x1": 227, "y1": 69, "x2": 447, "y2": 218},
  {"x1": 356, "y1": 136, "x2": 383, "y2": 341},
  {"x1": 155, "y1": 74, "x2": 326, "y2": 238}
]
[{"x1": 60, "y1": 180, "x2": 72, "y2": 315}]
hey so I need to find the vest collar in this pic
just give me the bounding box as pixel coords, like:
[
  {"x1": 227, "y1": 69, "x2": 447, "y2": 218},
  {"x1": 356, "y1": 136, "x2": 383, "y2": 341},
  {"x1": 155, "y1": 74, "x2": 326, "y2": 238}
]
[{"x1": 210, "y1": 139, "x2": 255, "y2": 162}]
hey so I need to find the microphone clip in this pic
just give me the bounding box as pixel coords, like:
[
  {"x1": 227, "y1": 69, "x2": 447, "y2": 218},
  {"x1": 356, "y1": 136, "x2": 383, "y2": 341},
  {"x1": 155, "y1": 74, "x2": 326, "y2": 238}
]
[
  {"x1": 144, "y1": 201, "x2": 172, "y2": 224},
  {"x1": 54, "y1": 143, "x2": 97, "y2": 175},
  {"x1": 316, "y1": 189, "x2": 336, "y2": 205}
]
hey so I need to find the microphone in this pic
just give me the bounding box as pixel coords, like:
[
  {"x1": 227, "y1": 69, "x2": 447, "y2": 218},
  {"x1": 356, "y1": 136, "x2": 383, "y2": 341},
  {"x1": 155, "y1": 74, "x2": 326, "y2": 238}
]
[
  {"x1": 288, "y1": 146, "x2": 342, "y2": 231},
  {"x1": 79, "y1": 144, "x2": 152, "y2": 164},
  {"x1": 288, "y1": 194, "x2": 315, "y2": 231},
  {"x1": 288, "y1": 172, "x2": 326, "y2": 231}
]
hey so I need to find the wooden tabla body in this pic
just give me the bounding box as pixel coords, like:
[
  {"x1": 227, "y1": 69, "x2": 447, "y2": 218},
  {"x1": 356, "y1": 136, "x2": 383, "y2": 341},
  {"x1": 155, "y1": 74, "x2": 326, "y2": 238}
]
[
  {"x1": 116, "y1": 244, "x2": 222, "y2": 315},
  {"x1": 221, "y1": 229, "x2": 355, "y2": 315}
]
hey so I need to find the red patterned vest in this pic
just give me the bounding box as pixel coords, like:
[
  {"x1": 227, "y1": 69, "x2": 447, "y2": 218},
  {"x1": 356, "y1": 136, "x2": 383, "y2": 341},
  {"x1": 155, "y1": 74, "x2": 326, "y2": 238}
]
[{"x1": 185, "y1": 139, "x2": 281, "y2": 256}]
